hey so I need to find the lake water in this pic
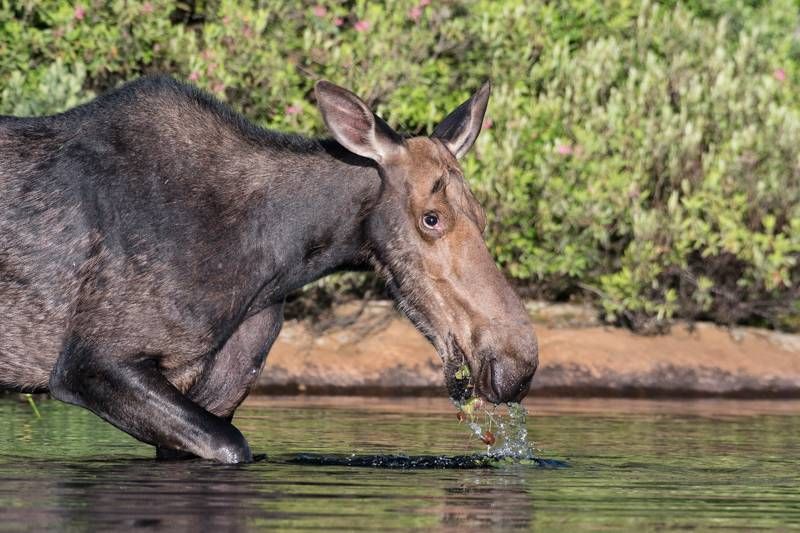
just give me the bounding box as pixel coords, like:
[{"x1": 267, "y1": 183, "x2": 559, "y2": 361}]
[{"x1": 0, "y1": 395, "x2": 798, "y2": 531}]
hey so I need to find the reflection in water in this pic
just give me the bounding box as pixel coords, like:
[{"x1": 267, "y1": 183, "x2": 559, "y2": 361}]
[
  {"x1": 438, "y1": 472, "x2": 533, "y2": 530},
  {"x1": 1, "y1": 396, "x2": 799, "y2": 531},
  {"x1": 3, "y1": 459, "x2": 267, "y2": 531}
]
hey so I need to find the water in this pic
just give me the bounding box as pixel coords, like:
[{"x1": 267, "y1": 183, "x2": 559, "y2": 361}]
[
  {"x1": 1, "y1": 395, "x2": 799, "y2": 531},
  {"x1": 460, "y1": 401, "x2": 538, "y2": 458}
]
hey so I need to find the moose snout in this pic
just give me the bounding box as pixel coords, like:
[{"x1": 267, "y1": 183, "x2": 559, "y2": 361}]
[{"x1": 476, "y1": 335, "x2": 539, "y2": 404}]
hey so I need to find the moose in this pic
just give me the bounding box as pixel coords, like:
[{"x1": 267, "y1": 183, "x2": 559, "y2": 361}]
[{"x1": 0, "y1": 77, "x2": 538, "y2": 462}]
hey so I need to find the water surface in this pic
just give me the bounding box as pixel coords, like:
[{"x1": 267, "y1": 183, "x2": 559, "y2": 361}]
[{"x1": 1, "y1": 395, "x2": 798, "y2": 531}]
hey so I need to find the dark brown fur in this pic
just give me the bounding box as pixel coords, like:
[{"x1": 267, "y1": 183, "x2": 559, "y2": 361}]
[{"x1": 0, "y1": 77, "x2": 537, "y2": 462}]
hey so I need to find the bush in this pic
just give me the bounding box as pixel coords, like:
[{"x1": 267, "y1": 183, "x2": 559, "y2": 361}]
[{"x1": 1, "y1": 0, "x2": 798, "y2": 331}]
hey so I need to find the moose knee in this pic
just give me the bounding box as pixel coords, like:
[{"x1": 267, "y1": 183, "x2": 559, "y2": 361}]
[
  {"x1": 158, "y1": 421, "x2": 252, "y2": 463},
  {"x1": 208, "y1": 426, "x2": 252, "y2": 464}
]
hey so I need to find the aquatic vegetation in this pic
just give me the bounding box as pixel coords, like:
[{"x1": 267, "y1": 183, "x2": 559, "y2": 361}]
[{"x1": 289, "y1": 452, "x2": 565, "y2": 469}]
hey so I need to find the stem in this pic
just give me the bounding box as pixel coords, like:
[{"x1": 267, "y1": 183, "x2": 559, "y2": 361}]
[{"x1": 25, "y1": 394, "x2": 41, "y2": 419}]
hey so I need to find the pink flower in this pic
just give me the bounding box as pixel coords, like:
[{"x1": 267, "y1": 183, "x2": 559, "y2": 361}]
[
  {"x1": 188, "y1": 71, "x2": 200, "y2": 81},
  {"x1": 333, "y1": 17, "x2": 343, "y2": 26},
  {"x1": 353, "y1": 19, "x2": 370, "y2": 32},
  {"x1": 409, "y1": 6, "x2": 422, "y2": 21},
  {"x1": 556, "y1": 143, "x2": 573, "y2": 155},
  {"x1": 419, "y1": 0, "x2": 431, "y2": 6},
  {"x1": 141, "y1": 2, "x2": 154, "y2": 14},
  {"x1": 774, "y1": 68, "x2": 787, "y2": 82},
  {"x1": 482, "y1": 117, "x2": 493, "y2": 129},
  {"x1": 285, "y1": 104, "x2": 302, "y2": 115},
  {"x1": 212, "y1": 82, "x2": 225, "y2": 94},
  {"x1": 312, "y1": 5, "x2": 327, "y2": 17},
  {"x1": 74, "y1": 5, "x2": 85, "y2": 20}
]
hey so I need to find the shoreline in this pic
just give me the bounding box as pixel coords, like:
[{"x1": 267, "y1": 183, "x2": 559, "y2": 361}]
[{"x1": 255, "y1": 301, "x2": 800, "y2": 399}]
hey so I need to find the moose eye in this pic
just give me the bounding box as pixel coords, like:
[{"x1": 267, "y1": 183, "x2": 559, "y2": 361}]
[{"x1": 422, "y1": 212, "x2": 440, "y2": 229}]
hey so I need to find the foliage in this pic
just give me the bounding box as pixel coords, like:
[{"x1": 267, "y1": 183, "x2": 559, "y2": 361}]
[{"x1": 1, "y1": 0, "x2": 798, "y2": 331}]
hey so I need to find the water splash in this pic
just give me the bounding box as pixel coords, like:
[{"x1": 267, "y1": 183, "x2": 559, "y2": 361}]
[
  {"x1": 457, "y1": 401, "x2": 538, "y2": 460},
  {"x1": 490, "y1": 403, "x2": 536, "y2": 459}
]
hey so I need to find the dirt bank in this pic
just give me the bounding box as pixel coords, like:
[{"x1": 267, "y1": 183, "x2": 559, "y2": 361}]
[{"x1": 258, "y1": 301, "x2": 800, "y2": 398}]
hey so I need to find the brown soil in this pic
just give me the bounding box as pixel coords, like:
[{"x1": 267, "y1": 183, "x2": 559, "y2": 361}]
[{"x1": 258, "y1": 301, "x2": 800, "y2": 398}]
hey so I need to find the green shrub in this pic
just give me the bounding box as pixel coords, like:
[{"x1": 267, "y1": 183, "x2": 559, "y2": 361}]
[{"x1": 1, "y1": 0, "x2": 798, "y2": 331}]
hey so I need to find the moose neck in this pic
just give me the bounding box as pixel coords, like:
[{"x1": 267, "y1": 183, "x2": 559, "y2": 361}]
[{"x1": 243, "y1": 138, "x2": 381, "y2": 309}]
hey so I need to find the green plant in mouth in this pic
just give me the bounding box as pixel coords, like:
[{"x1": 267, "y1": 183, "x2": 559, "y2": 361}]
[{"x1": 458, "y1": 396, "x2": 482, "y2": 417}]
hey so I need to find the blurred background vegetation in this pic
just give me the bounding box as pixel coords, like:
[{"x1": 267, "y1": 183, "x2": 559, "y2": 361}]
[{"x1": 1, "y1": 0, "x2": 798, "y2": 333}]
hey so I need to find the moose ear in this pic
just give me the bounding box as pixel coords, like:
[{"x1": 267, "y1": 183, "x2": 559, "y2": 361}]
[
  {"x1": 432, "y1": 81, "x2": 491, "y2": 160},
  {"x1": 315, "y1": 80, "x2": 404, "y2": 164}
]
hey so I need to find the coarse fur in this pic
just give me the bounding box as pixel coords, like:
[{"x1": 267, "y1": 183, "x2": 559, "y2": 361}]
[
  {"x1": 0, "y1": 76, "x2": 538, "y2": 462},
  {"x1": 0, "y1": 76, "x2": 374, "y2": 392}
]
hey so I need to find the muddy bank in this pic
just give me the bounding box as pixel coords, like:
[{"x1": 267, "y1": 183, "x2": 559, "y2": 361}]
[{"x1": 258, "y1": 301, "x2": 800, "y2": 398}]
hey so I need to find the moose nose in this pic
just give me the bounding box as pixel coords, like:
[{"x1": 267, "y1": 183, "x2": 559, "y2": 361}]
[
  {"x1": 472, "y1": 322, "x2": 539, "y2": 404},
  {"x1": 479, "y1": 355, "x2": 538, "y2": 404}
]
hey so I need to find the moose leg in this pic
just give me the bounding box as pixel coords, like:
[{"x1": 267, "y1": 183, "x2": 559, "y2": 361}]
[
  {"x1": 49, "y1": 336, "x2": 253, "y2": 463},
  {"x1": 156, "y1": 303, "x2": 284, "y2": 460}
]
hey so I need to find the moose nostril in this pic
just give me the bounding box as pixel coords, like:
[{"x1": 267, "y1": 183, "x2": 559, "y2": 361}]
[
  {"x1": 479, "y1": 359, "x2": 499, "y2": 402},
  {"x1": 513, "y1": 371, "x2": 535, "y2": 403},
  {"x1": 488, "y1": 359, "x2": 502, "y2": 400}
]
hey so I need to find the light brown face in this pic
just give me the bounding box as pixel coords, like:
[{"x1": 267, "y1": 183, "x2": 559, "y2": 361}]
[{"x1": 315, "y1": 80, "x2": 538, "y2": 404}]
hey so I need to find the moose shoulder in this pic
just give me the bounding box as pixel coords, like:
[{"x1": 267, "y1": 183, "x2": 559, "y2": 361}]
[{"x1": 0, "y1": 76, "x2": 537, "y2": 463}]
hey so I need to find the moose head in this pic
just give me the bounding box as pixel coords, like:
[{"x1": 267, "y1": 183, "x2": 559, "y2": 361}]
[{"x1": 316, "y1": 81, "x2": 539, "y2": 404}]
